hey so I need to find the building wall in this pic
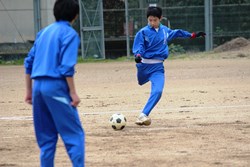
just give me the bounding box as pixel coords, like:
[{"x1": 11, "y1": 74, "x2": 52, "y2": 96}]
[{"x1": 0, "y1": 0, "x2": 55, "y2": 43}]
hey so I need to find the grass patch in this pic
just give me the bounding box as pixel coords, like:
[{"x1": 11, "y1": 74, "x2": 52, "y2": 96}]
[
  {"x1": 0, "y1": 59, "x2": 25, "y2": 65},
  {"x1": 0, "y1": 55, "x2": 135, "y2": 65},
  {"x1": 77, "y1": 56, "x2": 134, "y2": 63}
]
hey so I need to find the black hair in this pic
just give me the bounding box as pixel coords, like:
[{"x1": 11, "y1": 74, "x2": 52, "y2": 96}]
[
  {"x1": 53, "y1": 0, "x2": 79, "y2": 22},
  {"x1": 146, "y1": 6, "x2": 162, "y2": 19}
]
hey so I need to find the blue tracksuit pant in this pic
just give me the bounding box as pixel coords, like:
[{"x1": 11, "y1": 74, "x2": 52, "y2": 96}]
[
  {"x1": 136, "y1": 62, "x2": 165, "y2": 116},
  {"x1": 32, "y1": 78, "x2": 85, "y2": 167}
]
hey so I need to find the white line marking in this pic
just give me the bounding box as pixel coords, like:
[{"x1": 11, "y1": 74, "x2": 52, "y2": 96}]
[
  {"x1": 83, "y1": 104, "x2": 250, "y2": 115},
  {"x1": 2, "y1": 135, "x2": 34, "y2": 139},
  {"x1": 0, "y1": 116, "x2": 33, "y2": 120}
]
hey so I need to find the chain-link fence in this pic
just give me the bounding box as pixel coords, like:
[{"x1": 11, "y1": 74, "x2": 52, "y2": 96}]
[
  {"x1": 1, "y1": 1, "x2": 250, "y2": 59},
  {"x1": 213, "y1": 4, "x2": 250, "y2": 47},
  {"x1": 103, "y1": 2, "x2": 250, "y2": 58}
]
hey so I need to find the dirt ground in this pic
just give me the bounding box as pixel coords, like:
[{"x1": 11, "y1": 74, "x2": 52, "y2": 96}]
[{"x1": 0, "y1": 49, "x2": 250, "y2": 167}]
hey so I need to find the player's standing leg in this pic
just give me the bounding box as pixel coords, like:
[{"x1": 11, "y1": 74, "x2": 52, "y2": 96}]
[
  {"x1": 143, "y1": 71, "x2": 165, "y2": 116},
  {"x1": 32, "y1": 79, "x2": 58, "y2": 167},
  {"x1": 135, "y1": 63, "x2": 165, "y2": 126},
  {"x1": 42, "y1": 78, "x2": 85, "y2": 167}
]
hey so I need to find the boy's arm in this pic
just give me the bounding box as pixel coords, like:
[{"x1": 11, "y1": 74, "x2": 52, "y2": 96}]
[
  {"x1": 24, "y1": 44, "x2": 36, "y2": 105},
  {"x1": 133, "y1": 31, "x2": 145, "y2": 56},
  {"x1": 24, "y1": 31, "x2": 41, "y2": 74},
  {"x1": 24, "y1": 46, "x2": 35, "y2": 75},
  {"x1": 133, "y1": 31, "x2": 145, "y2": 63},
  {"x1": 59, "y1": 32, "x2": 80, "y2": 107},
  {"x1": 58, "y1": 33, "x2": 79, "y2": 77},
  {"x1": 25, "y1": 74, "x2": 32, "y2": 104},
  {"x1": 66, "y1": 77, "x2": 80, "y2": 107},
  {"x1": 167, "y1": 29, "x2": 205, "y2": 42}
]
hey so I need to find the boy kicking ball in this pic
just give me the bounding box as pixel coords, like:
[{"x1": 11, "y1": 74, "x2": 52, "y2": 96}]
[{"x1": 133, "y1": 6, "x2": 205, "y2": 126}]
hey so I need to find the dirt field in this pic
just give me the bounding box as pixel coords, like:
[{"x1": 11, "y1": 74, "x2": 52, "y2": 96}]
[{"x1": 0, "y1": 51, "x2": 250, "y2": 167}]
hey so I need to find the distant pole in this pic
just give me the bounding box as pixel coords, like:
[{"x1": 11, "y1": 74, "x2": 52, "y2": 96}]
[
  {"x1": 100, "y1": 0, "x2": 106, "y2": 59},
  {"x1": 125, "y1": 0, "x2": 130, "y2": 58},
  {"x1": 33, "y1": 0, "x2": 41, "y2": 38},
  {"x1": 205, "y1": 0, "x2": 213, "y2": 51}
]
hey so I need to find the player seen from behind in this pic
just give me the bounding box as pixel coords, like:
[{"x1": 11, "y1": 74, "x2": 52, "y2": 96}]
[{"x1": 24, "y1": 0, "x2": 85, "y2": 166}]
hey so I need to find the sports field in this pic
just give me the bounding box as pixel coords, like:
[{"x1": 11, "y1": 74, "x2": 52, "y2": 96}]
[{"x1": 0, "y1": 49, "x2": 250, "y2": 166}]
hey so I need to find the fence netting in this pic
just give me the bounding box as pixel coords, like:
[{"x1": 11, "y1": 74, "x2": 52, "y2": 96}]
[{"x1": 103, "y1": 1, "x2": 250, "y2": 57}]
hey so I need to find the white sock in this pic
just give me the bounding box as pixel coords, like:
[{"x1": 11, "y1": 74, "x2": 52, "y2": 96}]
[{"x1": 139, "y1": 113, "x2": 146, "y2": 118}]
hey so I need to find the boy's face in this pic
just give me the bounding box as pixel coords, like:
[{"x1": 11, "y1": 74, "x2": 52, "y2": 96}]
[{"x1": 148, "y1": 16, "x2": 162, "y2": 29}]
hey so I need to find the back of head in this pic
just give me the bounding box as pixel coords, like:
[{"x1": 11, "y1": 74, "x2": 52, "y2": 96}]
[
  {"x1": 53, "y1": 0, "x2": 79, "y2": 22},
  {"x1": 147, "y1": 6, "x2": 162, "y2": 19}
]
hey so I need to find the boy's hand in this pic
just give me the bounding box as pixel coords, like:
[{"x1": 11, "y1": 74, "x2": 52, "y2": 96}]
[
  {"x1": 135, "y1": 54, "x2": 142, "y2": 63},
  {"x1": 191, "y1": 32, "x2": 206, "y2": 38},
  {"x1": 70, "y1": 92, "x2": 81, "y2": 107},
  {"x1": 25, "y1": 92, "x2": 32, "y2": 105}
]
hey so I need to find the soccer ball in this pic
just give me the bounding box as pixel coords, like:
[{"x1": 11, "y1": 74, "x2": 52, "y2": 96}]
[{"x1": 109, "y1": 113, "x2": 127, "y2": 130}]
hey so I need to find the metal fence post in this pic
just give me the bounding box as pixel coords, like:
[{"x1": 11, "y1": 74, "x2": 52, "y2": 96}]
[
  {"x1": 205, "y1": 0, "x2": 213, "y2": 51},
  {"x1": 33, "y1": 0, "x2": 41, "y2": 38},
  {"x1": 125, "y1": 0, "x2": 130, "y2": 58}
]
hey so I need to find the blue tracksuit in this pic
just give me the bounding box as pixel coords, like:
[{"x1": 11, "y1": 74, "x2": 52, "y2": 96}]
[
  {"x1": 133, "y1": 24, "x2": 192, "y2": 116},
  {"x1": 24, "y1": 21, "x2": 85, "y2": 167}
]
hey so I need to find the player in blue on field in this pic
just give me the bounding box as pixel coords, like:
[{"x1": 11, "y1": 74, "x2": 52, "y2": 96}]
[
  {"x1": 133, "y1": 6, "x2": 205, "y2": 126},
  {"x1": 24, "y1": 0, "x2": 85, "y2": 166}
]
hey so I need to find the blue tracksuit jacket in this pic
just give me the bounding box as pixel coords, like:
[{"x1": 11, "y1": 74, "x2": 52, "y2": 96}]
[
  {"x1": 133, "y1": 24, "x2": 192, "y2": 60},
  {"x1": 24, "y1": 21, "x2": 79, "y2": 78}
]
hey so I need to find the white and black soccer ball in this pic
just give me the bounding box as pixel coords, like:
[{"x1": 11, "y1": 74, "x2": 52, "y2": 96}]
[{"x1": 109, "y1": 113, "x2": 127, "y2": 130}]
